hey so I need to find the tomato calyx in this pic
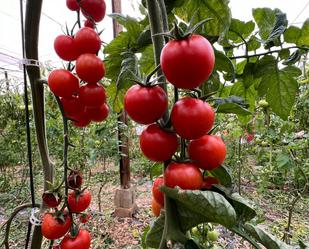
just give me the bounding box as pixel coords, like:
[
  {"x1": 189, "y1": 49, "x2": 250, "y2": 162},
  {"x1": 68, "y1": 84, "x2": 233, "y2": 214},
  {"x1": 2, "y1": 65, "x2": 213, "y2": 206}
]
[{"x1": 69, "y1": 223, "x2": 80, "y2": 238}]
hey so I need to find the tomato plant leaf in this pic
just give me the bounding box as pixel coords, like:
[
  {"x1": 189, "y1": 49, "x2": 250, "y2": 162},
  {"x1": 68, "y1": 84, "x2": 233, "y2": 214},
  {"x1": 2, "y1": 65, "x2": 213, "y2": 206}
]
[
  {"x1": 279, "y1": 48, "x2": 290, "y2": 60},
  {"x1": 161, "y1": 187, "x2": 237, "y2": 228},
  {"x1": 282, "y1": 49, "x2": 302, "y2": 65},
  {"x1": 210, "y1": 165, "x2": 232, "y2": 188},
  {"x1": 228, "y1": 19, "x2": 255, "y2": 42},
  {"x1": 266, "y1": 66, "x2": 301, "y2": 120},
  {"x1": 174, "y1": 0, "x2": 231, "y2": 40},
  {"x1": 214, "y1": 50, "x2": 235, "y2": 79},
  {"x1": 230, "y1": 193, "x2": 257, "y2": 223},
  {"x1": 247, "y1": 36, "x2": 262, "y2": 51},
  {"x1": 284, "y1": 25, "x2": 301, "y2": 44},
  {"x1": 145, "y1": 214, "x2": 165, "y2": 248},
  {"x1": 139, "y1": 45, "x2": 155, "y2": 75},
  {"x1": 265, "y1": 12, "x2": 287, "y2": 49},
  {"x1": 297, "y1": 18, "x2": 309, "y2": 46},
  {"x1": 150, "y1": 163, "x2": 163, "y2": 180},
  {"x1": 252, "y1": 8, "x2": 282, "y2": 41},
  {"x1": 244, "y1": 223, "x2": 293, "y2": 249},
  {"x1": 215, "y1": 95, "x2": 251, "y2": 115}
]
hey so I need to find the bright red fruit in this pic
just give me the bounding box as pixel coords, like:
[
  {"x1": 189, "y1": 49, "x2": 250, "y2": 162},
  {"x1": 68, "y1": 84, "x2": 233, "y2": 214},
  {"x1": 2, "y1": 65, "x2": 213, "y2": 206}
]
[
  {"x1": 152, "y1": 177, "x2": 164, "y2": 206},
  {"x1": 79, "y1": 83, "x2": 106, "y2": 107},
  {"x1": 60, "y1": 229, "x2": 91, "y2": 249},
  {"x1": 66, "y1": 0, "x2": 79, "y2": 11},
  {"x1": 140, "y1": 123, "x2": 178, "y2": 162},
  {"x1": 164, "y1": 162, "x2": 203, "y2": 189},
  {"x1": 124, "y1": 85, "x2": 168, "y2": 125},
  {"x1": 41, "y1": 212, "x2": 72, "y2": 240},
  {"x1": 151, "y1": 198, "x2": 162, "y2": 217},
  {"x1": 61, "y1": 96, "x2": 84, "y2": 119},
  {"x1": 188, "y1": 135, "x2": 226, "y2": 170},
  {"x1": 80, "y1": 0, "x2": 106, "y2": 22},
  {"x1": 171, "y1": 98, "x2": 215, "y2": 140},
  {"x1": 75, "y1": 27, "x2": 101, "y2": 55},
  {"x1": 76, "y1": 53, "x2": 105, "y2": 83},
  {"x1": 85, "y1": 103, "x2": 109, "y2": 122},
  {"x1": 201, "y1": 176, "x2": 220, "y2": 189},
  {"x1": 68, "y1": 189, "x2": 92, "y2": 213},
  {"x1": 72, "y1": 110, "x2": 91, "y2": 128},
  {"x1": 54, "y1": 35, "x2": 78, "y2": 61},
  {"x1": 160, "y1": 34, "x2": 215, "y2": 89},
  {"x1": 48, "y1": 69, "x2": 79, "y2": 97}
]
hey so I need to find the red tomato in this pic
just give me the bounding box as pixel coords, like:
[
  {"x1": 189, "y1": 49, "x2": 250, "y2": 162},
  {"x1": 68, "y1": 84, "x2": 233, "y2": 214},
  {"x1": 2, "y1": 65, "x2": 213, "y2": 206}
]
[
  {"x1": 68, "y1": 189, "x2": 92, "y2": 213},
  {"x1": 71, "y1": 110, "x2": 91, "y2": 128},
  {"x1": 66, "y1": 0, "x2": 79, "y2": 11},
  {"x1": 85, "y1": 103, "x2": 109, "y2": 122},
  {"x1": 42, "y1": 192, "x2": 62, "y2": 208},
  {"x1": 124, "y1": 85, "x2": 168, "y2": 125},
  {"x1": 61, "y1": 96, "x2": 84, "y2": 119},
  {"x1": 84, "y1": 19, "x2": 95, "y2": 28},
  {"x1": 164, "y1": 162, "x2": 203, "y2": 189},
  {"x1": 60, "y1": 229, "x2": 91, "y2": 249},
  {"x1": 151, "y1": 198, "x2": 162, "y2": 217},
  {"x1": 74, "y1": 27, "x2": 101, "y2": 55},
  {"x1": 152, "y1": 177, "x2": 164, "y2": 207},
  {"x1": 79, "y1": 83, "x2": 106, "y2": 107},
  {"x1": 160, "y1": 34, "x2": 215, "y2": 89},
  {"x1": 76, "y1": 53, "x2": 105, "y2": 83},
  {"x1": 201, "y1": 176, "x2": 220, "y2": 189},
  {"x1": 54, "y1": 35, "x2": 78, "y2": 61},
  {"x1": 140, "y1": 123, "x2": 178, "y2": 162},
  {"x1": 68, "y1": 170, "x2": 83, "y2": 189},
  {"x1": 80, "y1": 0, "x2": 106, "y2": 22},
  {"x1": 41, "y1": 212, "x2": 72, "y2": 240},
  {"x1": 188, "y1": 135, "x2": 226, "y2": 170},
  {"x1": 48, "y1": 69, "x2": 79, "y2": 97},
  {"x1": 171, "y1": 97, "x2": 215, "y2": 140}
]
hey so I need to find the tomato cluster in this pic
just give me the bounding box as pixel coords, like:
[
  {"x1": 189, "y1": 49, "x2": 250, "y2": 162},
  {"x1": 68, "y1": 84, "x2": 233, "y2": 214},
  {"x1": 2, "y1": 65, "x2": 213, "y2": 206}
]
[
  {"x1": 48, "y1": 0, "x2": 108, "y2": 128},
  {"x1": 124, "y1": 33, "x2": 225, "y2": 216},
  {"x1": 41, "y1": 170, "x2": 92, "y2": 248}
]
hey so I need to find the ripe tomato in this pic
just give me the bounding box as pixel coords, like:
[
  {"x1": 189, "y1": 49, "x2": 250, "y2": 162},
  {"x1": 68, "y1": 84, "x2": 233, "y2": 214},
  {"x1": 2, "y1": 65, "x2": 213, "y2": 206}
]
[
  {"x1": 80, "y1": 0, "x2": 106, "y2": 22},
  {"x1": 68, "y1": 189, "x2": 91, "y2": 213},
  {"x1": 85, "y1": 103, "x2": 109, "y2": 122},
  {"x1": 68, "y1": 170, "x2": 83, "y2": 189},
  {"x1": 79, "y1": 83, "x2": 106, "y2": 107},
  {"x1": 74, "y1": 27, "x2": 101, "y2": 55},
  {"x1": 72, "y1": 110, "x2": 91, "y2": 128},
  {"x1": 188, "y1": 135, "x2": 226, "y2": 170},
  {"x1": 164, "y1": 162, "x2": 203, "y2": 189},
  {"x1": 140, "y1": 123, "x2": 178, "y2": 162},
  {"x1": 60, "y1": 229, "x2": 91, "y2": 249},
  {"x1": 152, "y1": 177, "x2": 164, "y2": 206},
  {"x1": 48, "y1": 69, "x2": 79, "y2": 97},
  {"x1": 151, "y1": 198, "x2": 162, "y2": 217},
  {"x1": 84, "y1": 19, "x2": 95, "y2": 29},
  {"x1": 76, "y1": 53, "x2": 105, "y2": 83},
  {"x1": 201, "y1": 176, "x2": 220, "y2": 190},
  {"x1": 66, "y1": 0, "x2": 79, "y2": 11},
  {"x1": 124, "y1": 85, "x2": 168, "y2": 125},
  {"x1": 54, "y1": 35, "x2": 78, "y2": 61},
  {"x1": 61, "y1": 96, "x2": 84, "y2": 119},
  {"x1": 171, "y1": 97, "x2": 215, "y2": 140},
  {"x1": 41, "y1": 212, "x2": 72, "y2": 240},
  {"x1": 160, "y1": 34, "x2": 215, "y2": 89}
]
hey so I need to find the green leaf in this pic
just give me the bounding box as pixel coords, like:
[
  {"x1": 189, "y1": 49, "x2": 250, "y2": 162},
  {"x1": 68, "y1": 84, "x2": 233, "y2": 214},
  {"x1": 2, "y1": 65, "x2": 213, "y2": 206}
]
[
  {"x1": 145, "y1": 214, "x2": 165, "y2": 248},
  {"x1": 252, "y1": 8, "x2": 282, "y2": 40},
  {"x1": 230, "y1": 82, "x2": 257, "y2": 113},
  {"x1": 284, "y1": 26, "x2": 301, "y2": 44},
  {"x1": 141, "y1": 226, "x2": 150, "y2": 249},
  {"x1": 150, "y1": 163, "x2": 163, "y2": 180},
  {"x1": 230, "y1": 193, "x2": 256, "y2": 222},
  {"x1": 175, "y1": 0, "x2": 231, "y2": 40},
  {"x1": 265, "y1": 12, "x2": 288, "y2": 49},
  {"x1": 161, "y1": 187, "x2": 237, "y2": 228},
  {"x1": 137, "y1": 28, "x2": 152, "y2": 48},
  {"x1": 297, "y1": 18, "x2": 309, "y2": 46},
  {"x1": 185, "y1": 239, "x2": 201, "y2": 249},
  {"x1": 279, "y1": 48, "x2": 290, "y2": 60},
  {"x1": 247, "y1": 36, "x2": 262, "y2": 51},
  {"x1": 230, "y1": 226, "x2": 263, "y2": 249},
  {"x1": 215, "y1": 96, "x2": 251, "y2": 115},
  {"x1": 266, "y1": 66, "x2": 301, "y2": 120},
  {"x1": 276, "y1": 154, "x2": 291, "y2": 169},
  {"x1": 242, "y1": 63, "x2": 262, "y2": 89},
  {"x1": 282, "y1": 49, "x2": 302, "y2": 65},
  {"x1": 244, "y1": 223, "x2": 293, "y2": 249},
  {"x1": 228, "y1": 19, "x2": 255, "y2": 42},
  {"x1": 139, "y1": 45, "x2": 155, "y2": 75},
  {"x1": 210, "y1": 165, "x2": 232, "y2": 188},
  {"x1": 214, "y1": 50, "x2": 235, "y2": 78}
]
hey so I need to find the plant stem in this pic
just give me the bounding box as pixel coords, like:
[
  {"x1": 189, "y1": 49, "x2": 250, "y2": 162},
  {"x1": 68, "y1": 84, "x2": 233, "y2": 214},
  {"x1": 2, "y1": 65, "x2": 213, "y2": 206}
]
[{"x1": 238, "y1": 136, "x2": 242, "y2": 195}]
